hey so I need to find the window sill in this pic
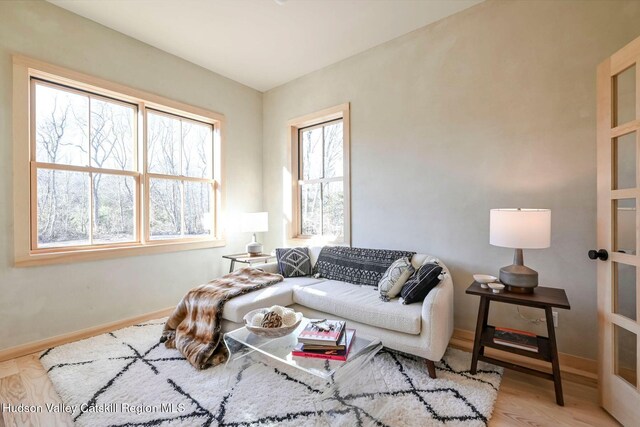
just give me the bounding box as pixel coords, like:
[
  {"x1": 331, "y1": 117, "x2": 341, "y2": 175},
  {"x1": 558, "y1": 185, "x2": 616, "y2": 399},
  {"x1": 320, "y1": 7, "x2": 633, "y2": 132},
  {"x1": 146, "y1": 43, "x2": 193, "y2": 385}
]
[{"x1": 15, "y1": 239, "x2": 226, "y2": 267}]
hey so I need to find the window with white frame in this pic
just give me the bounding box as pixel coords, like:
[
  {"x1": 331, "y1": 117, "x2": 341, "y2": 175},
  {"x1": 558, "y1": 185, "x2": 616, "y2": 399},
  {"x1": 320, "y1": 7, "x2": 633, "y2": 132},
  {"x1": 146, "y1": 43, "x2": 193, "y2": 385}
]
[
  {"x1": 27, "y1": 73, "x2": 221, "y2": 258},
  {"x1": 291, "y1": 104, "x2": 350, "y2": 244}
]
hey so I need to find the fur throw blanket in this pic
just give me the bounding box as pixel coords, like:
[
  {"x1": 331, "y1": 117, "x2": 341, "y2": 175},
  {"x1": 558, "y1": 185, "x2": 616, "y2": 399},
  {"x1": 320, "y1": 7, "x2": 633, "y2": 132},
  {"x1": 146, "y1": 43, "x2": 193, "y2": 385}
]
[{"x1": 160, "y1": 267, "x2": 284, "y2": 369}]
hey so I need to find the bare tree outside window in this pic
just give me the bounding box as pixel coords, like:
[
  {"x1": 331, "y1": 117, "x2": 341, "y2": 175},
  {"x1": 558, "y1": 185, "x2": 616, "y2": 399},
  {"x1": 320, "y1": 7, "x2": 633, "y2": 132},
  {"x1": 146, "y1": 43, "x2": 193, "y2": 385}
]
[
  {"x1": 299, "y1": 119, "x2": 344, "y2": 242},
  {"x1": 35, "y1": 83, "x2": 88, "y2": 166}
]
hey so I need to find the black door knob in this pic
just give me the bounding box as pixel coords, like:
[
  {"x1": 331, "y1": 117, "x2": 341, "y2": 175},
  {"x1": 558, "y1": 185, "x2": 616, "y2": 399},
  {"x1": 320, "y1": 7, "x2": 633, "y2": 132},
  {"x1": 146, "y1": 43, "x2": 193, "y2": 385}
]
[{"x1": 588, "y1": 249, "x2": 608, "y2": 261}]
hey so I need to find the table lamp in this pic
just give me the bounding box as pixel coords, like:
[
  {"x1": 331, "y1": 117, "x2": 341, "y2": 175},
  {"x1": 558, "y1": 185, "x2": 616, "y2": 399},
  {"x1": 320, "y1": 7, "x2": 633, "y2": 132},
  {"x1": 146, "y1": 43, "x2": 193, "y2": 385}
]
[
  {"x1": 490, "y1": 208, "x2": 551, "y2": 293},
  {"x1": 241, "y1": 212, "x2": 268, "y2": 256}
]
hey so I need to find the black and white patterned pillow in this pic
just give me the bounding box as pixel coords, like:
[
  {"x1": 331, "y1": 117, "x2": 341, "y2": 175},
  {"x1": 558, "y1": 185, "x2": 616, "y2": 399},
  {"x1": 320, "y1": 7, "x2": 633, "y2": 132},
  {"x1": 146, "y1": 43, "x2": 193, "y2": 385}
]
[
  {"x1": 400, "y1": 262, "x2": 443, "y2": 304},
  {"x1": 378, "y1": 257, "x2": 415, "y2": 301},
  {"x1": 314, "y1": 246, "x2": 416, "y2": 287},
  {"x1": 276, "y1": 247, "x2": 312, "y2": 278}
]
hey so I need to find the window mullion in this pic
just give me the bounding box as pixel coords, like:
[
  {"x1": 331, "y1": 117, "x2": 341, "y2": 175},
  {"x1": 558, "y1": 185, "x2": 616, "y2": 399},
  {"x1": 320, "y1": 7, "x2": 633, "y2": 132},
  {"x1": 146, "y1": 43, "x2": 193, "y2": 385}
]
[
  {"x1": 179, "y1": 118, "x2": 184, "y2": 238},
  {"x1": 321, "y1": 125, "x2": 325, "y2": 236},
  {"x1": 88, "y1": 95, "x2": 94, "y2": 245},
  {"x1": 179, "y1": 118, "x2": 184, "y2": 177},
  {"x1": 321, "y1": 124, "x2": 326, "y2": 180},
  {"x1": 299, "y1": 128, "x2": 304, "y2": 180},
  {"x1": 140, "y1": 103, "x2": 148, "y2": 244},
  {"x1": 180, "y1": 180, "x2": 186, "y2": 237},
  {"x1": 32, "y1": 162, "x2": 140, "y2": 177},
  {"x1": 89, "y1": 171, "x2": 94, "y2": 245}
]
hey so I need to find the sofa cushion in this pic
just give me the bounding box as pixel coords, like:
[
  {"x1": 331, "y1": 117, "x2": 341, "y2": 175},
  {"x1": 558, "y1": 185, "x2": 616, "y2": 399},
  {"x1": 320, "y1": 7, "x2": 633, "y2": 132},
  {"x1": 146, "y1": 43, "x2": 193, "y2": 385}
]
[
  {"x1": 222, "y1": 277, "x2": 321, "y2": 323},
  {"x1": 276, "y1": 247, "x2": 312, "y2": 277},
  {"x1": 293, "y1": 280, "x2": 422, "y2": 335},
  {"x1": 314, "y1": 246, "x2": 416, "y2": 287},
  {"x1": 378, "y1": 257, "x2": 415, "y2": 301}
]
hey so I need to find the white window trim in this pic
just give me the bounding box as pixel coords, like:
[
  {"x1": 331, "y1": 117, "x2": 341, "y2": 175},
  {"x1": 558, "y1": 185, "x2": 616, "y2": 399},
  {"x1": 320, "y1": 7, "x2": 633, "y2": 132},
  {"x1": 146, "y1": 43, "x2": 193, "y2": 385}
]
[
  {"x1": 12, "y1": 55, "x2": 226, "y2": 267},
  {"x1": 287, "y1": 103, "x2": 351, "y2": 246}
]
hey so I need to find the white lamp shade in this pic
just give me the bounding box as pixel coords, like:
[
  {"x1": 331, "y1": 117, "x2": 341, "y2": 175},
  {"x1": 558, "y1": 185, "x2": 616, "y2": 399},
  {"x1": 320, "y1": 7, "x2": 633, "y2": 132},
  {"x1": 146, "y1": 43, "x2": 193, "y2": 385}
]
[
  {"x1": 490, "y1": 209, "x2": 551, "y2": 249},
  {"x1": 240, "y1": 212, "x2": 268, "y2": 233}
]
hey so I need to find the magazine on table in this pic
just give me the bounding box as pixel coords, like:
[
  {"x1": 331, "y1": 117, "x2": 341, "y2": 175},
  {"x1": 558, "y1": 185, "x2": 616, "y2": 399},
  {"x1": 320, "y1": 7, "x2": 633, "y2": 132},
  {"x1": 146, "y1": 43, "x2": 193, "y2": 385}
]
[{"x1": 297, "y1": 319, "x2": 346, "y2": 346}]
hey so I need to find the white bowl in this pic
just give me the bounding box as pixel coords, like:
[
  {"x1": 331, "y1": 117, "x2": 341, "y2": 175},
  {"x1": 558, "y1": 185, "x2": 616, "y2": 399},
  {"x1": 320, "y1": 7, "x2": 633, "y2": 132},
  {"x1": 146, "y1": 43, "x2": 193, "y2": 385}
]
[
  {"x1": 243, "y1": 308, "x2": 303, "y2": 338},
  {"x1": 473, "y1": 274, "x2": 498, "y2": 284},
  {"x1": 488, "y1": 283, "x2": 505, "y2": 293}
]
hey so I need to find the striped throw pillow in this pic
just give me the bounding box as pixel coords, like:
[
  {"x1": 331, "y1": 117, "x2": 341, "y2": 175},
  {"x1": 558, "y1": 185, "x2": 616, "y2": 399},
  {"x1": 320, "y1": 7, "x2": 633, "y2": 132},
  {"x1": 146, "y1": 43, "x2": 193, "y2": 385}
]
[{"x1": 400, "y1": 262, "x2": 443, "y2": 304}]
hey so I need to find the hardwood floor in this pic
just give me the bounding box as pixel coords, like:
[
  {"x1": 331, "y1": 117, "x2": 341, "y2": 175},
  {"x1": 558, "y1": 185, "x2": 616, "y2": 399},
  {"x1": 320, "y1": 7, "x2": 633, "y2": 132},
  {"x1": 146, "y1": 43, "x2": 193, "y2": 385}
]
[
  {"x1": 0, "y1": 353, "x2": 620, "y2": 426},
  {"x1": 492, "y1": 370, "x2": 619, "y2": 426},
  {"x1": 0, "y1": 355, "x2": 73, "y2": 427}
]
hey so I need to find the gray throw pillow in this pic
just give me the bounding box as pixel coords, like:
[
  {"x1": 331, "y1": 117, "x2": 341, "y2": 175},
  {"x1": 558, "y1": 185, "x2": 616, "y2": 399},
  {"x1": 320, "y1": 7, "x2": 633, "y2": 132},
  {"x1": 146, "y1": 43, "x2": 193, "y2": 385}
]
[
  {"x1": 378, "y1": 257, "x2": 415, "y2": 301},
  {"x1": 276, "y1": 247, "x2": 311, "y2": 278}
]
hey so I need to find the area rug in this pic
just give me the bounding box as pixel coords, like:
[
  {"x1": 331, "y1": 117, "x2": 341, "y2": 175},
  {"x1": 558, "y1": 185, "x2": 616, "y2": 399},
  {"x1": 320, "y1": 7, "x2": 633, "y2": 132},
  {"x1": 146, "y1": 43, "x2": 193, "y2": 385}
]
[{"x1": 40, "y1": 319, "x2": 503, "y2": 426}]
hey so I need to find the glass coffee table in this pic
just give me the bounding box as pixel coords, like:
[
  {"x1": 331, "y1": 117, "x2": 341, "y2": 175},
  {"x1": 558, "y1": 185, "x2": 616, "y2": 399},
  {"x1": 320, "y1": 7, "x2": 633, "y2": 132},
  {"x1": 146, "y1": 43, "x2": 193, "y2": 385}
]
[{"x1": 223, "y1": 317, "x2": 383, "y2": 400}]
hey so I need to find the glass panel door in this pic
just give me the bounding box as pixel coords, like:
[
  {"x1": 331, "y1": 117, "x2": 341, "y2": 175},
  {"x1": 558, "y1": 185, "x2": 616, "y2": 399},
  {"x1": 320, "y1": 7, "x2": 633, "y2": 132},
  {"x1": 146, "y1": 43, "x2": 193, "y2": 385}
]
[{"x1": 598, "y1": 37, "x2": 640, "y2": 426}]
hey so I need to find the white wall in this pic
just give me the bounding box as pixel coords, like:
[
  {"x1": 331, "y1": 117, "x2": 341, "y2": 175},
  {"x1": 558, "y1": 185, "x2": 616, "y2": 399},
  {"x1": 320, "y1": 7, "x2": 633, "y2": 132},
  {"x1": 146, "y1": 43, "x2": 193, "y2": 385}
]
[
  {"x1": 262, "y1": 0, "x2": 640, "y2": 359},
  {"x1": 0, "y1": 1, "x2": 263, "y2": 350}
]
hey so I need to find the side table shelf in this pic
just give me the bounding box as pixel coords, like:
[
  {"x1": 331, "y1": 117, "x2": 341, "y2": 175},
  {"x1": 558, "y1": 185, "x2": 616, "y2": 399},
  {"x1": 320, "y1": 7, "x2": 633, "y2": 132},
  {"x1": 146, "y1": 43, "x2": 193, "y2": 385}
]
[
  {"x1": 466, "y1": 281, "x2": 571, "y2": 406},
  {"x1": 480, "y1": 325, "x2": 551, "y2": 362}
]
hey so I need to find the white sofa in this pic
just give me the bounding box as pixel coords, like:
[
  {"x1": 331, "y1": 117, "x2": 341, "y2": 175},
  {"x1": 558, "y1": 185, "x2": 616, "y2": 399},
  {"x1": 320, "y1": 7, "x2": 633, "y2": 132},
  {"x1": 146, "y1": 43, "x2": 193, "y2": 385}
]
[{"x1": 220, "y1": 247, "x2": 454, "y2": 378}]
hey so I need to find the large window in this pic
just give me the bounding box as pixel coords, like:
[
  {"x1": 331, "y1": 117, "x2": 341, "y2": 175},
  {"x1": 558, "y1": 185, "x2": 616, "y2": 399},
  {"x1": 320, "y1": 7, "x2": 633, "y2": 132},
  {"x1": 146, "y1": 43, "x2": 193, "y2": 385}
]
[
  {"x1": 289, "y1": 104, "x2": 350, "y2": 244},
  {"x1": 14, "y1": 56, "x2": 224, "y2": 265}
]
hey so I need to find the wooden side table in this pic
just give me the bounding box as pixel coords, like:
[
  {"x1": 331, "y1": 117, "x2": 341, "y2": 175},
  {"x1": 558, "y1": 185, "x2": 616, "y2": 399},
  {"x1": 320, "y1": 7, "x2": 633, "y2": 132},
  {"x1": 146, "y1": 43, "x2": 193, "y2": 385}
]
[
  {"x1": 466, "y1": 282, "x2": 571, "y2": 405},
  {"x1": 223, "y1": 253, "x2": 276, "y2": 273}
]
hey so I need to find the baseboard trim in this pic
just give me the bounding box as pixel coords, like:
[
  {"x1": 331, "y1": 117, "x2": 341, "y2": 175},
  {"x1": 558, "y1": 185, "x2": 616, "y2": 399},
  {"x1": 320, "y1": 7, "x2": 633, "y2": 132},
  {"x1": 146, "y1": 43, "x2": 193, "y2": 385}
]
[
  {"x1": 450, "y1": 328, "x2": 597, "y2": 384},
  {"x1": 0, "y1": 307, "x2": 174, "y2": 363}
]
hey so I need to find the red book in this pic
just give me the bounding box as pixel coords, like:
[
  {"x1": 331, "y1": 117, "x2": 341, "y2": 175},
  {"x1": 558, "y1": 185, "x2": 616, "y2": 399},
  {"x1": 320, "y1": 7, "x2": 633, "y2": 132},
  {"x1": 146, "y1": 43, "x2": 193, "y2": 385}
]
[
  {"x1": 297, "y1": 320, "x2": 345, "y2": 346},
  {"x1": 292, "y1": 329, "x2": 355, "y2": 361}
]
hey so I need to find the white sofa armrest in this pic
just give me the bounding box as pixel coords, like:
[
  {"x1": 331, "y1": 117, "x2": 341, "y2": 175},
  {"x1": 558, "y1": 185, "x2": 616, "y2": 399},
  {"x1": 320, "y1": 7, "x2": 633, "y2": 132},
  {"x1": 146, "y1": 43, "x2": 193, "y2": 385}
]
[
  {"x1": 249, "y1": 261, "x2": 279, "y2": 274},
  {"x1": 420, "y1": 265, "x2": 454, "y2": 362}
]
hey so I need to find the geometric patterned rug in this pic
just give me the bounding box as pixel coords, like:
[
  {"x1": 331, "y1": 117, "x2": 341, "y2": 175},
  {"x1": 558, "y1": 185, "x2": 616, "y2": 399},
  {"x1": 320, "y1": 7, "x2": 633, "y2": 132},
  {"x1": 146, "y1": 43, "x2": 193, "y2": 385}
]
[{"x1": 40, "y1": 319, "x2": 503, "y2": 426}]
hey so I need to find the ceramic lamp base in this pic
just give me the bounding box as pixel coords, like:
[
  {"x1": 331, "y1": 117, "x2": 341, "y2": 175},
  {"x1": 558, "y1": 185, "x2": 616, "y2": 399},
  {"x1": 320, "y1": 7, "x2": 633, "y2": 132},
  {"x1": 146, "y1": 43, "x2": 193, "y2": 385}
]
[
  {"x1": 246, "y1": 233, "x2": 263, "y2": 256},
  {"x1": 499, "y1": 248, "x2": 538, "y2": 294},
  {"x1": 246, "y1": 244, "x2": 263, "y2": 256}
]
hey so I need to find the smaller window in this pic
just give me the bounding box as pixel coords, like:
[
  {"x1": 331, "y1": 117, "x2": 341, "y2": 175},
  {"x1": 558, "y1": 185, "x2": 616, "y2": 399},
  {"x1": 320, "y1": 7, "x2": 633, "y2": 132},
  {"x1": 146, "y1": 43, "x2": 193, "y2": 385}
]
[
  {"x1": 289, "y1": 104, "x2": 350, "y2": 245},
  {"x1": 299, "y1": 120, "x2": 345, "y2": 240}
]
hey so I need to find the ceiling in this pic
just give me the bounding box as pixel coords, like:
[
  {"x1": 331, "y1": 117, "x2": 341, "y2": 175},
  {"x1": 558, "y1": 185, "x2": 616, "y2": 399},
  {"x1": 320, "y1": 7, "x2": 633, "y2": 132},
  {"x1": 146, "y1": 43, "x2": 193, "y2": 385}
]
[{"x1": 48, "y1": 0, "x2": 482, "y2": 92}]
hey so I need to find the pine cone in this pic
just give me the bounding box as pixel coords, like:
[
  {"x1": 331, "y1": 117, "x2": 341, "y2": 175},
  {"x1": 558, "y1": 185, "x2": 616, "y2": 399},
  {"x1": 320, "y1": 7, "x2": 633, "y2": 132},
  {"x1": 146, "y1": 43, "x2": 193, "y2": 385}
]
[{"x1": 261, "y1": 311, "x2": 283, "y2": 328}]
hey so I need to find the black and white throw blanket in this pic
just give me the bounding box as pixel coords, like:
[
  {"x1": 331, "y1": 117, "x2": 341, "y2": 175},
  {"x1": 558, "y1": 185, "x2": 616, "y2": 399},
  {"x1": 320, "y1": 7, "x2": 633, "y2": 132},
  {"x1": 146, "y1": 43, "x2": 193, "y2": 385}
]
[{"x1": 314, "y1": 246, "x2": 416, "y2": 286}]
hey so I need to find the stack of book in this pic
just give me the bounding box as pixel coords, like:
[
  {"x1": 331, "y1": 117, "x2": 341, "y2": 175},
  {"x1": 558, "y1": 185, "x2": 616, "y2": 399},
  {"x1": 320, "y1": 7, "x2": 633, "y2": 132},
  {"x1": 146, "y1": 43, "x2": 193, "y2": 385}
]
[
  {"x1": 493, "y1": 327, "x2": 539, "y2": 353},
  {"x1": 292, "y1": 319, "x2": 355, "y2": 361}
]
